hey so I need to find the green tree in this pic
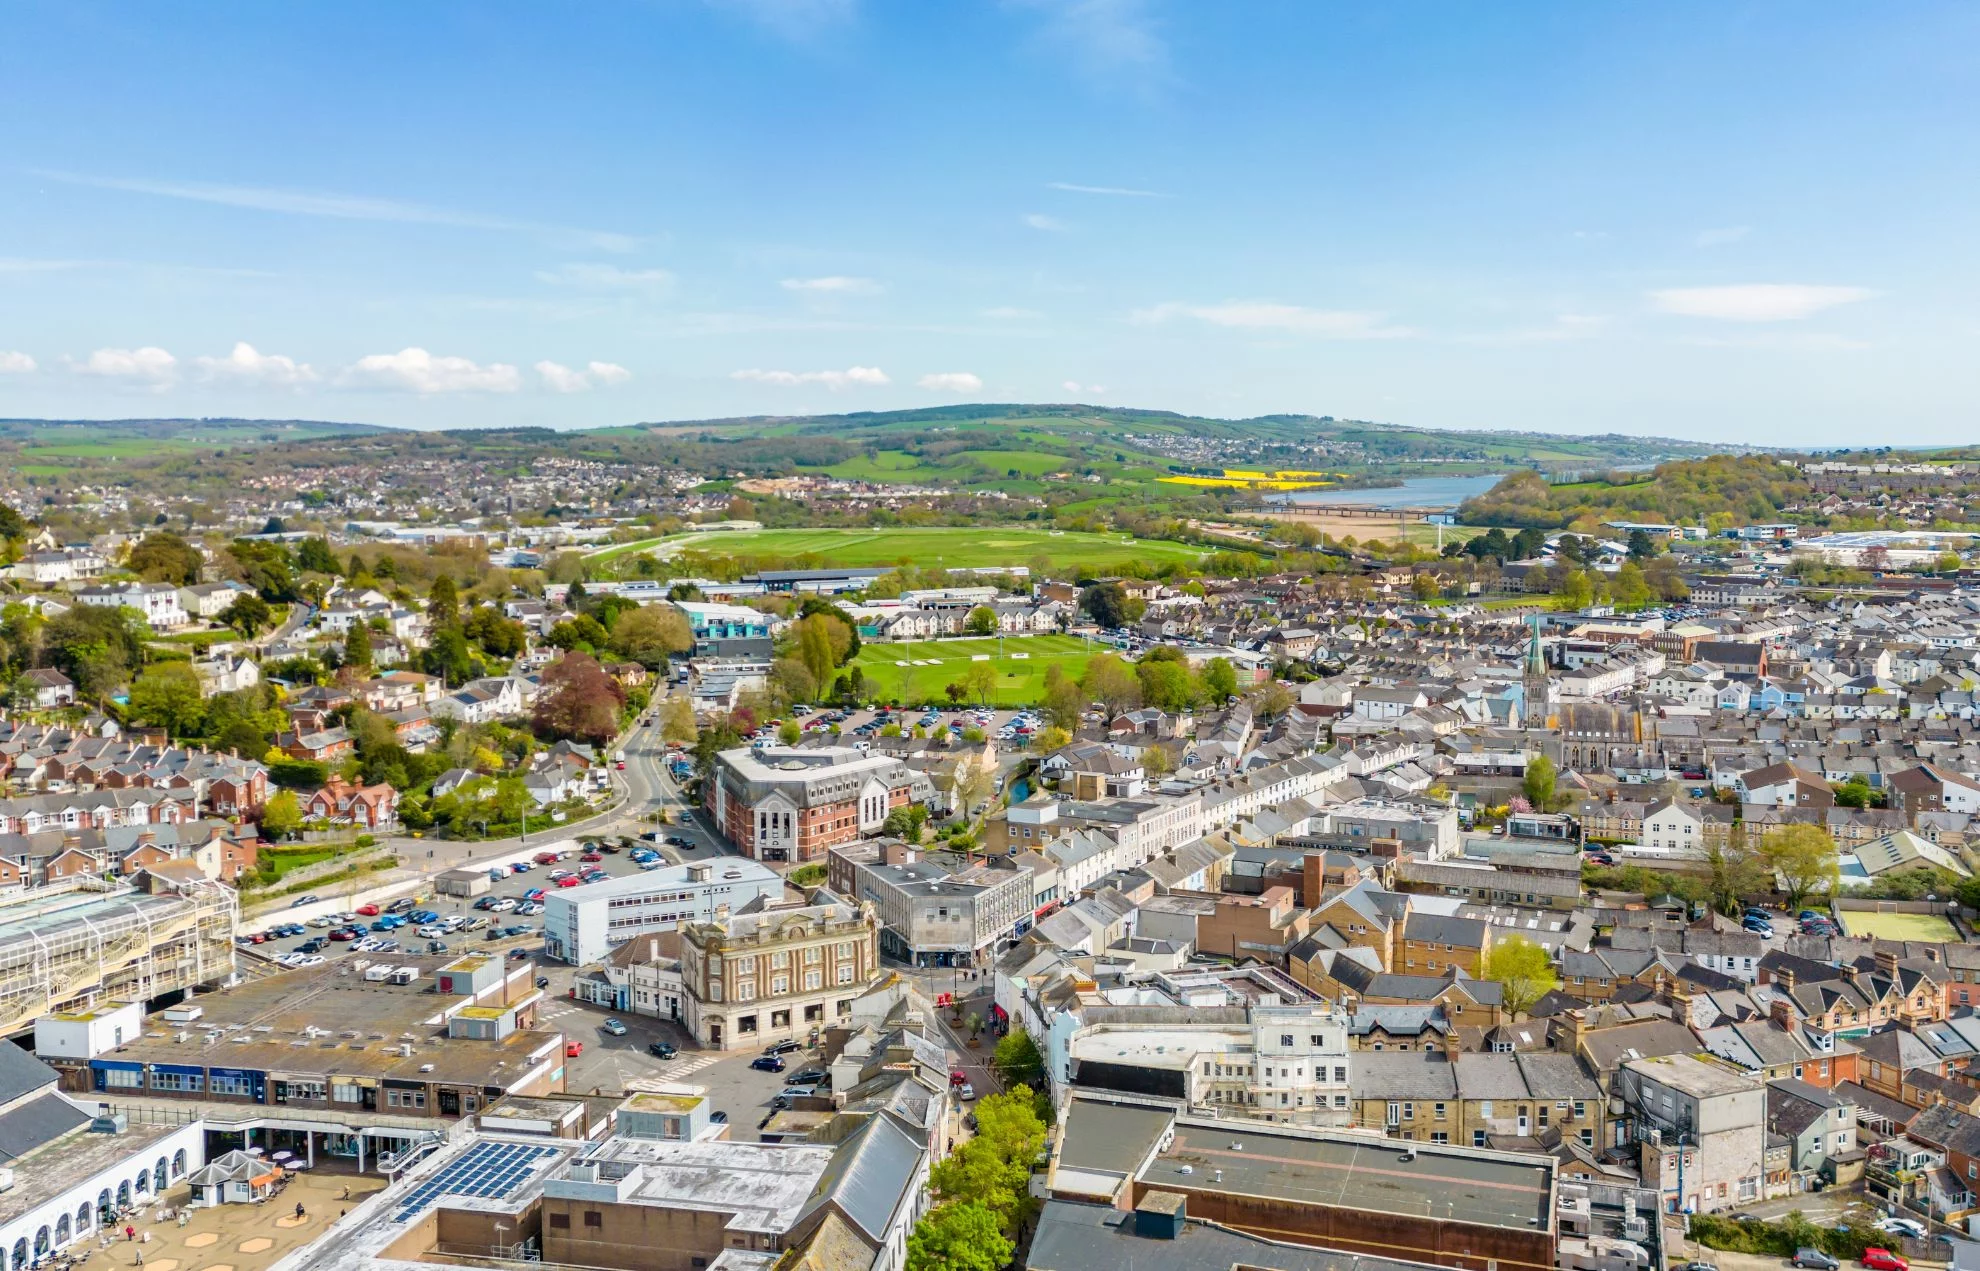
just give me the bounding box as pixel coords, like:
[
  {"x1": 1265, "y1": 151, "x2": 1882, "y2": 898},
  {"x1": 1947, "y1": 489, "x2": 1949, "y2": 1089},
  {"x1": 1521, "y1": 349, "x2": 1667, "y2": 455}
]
[
  {"x1": 343, "y1": 619, "x2": 374, "y2": 672},
  {"x1": 778, "y1": 719, "x2": 801, "y2": 745},
  {"x1": 796, "y1": 613, "x2": 839, "y2": 690},
  {"x1": 905, "y1": 1202, "x2": 1011, "y2": 1271},
  {"x1": 660, "y1": 695, "x2": 699, "y2": 745},
  {"x1": 218, "y1": 592, "x2": 273, "y2": 636},
  {"x1": 1613, "y1": 562, "x2": 1652, "y2": 610},
  {"x1": 1554, "y1": 568, "x2": 1593, "y2": 612},
  {"x1": 428, "y1": 574, "x2": 460, "y2": 627},
  {"x1": 962, "y1": 660, "x2": 999, "y2": 706},
  {"x1": 128, "y1": 532, "x2": 203, "y2": 586},
  {"x1": 992, "y1": 1028, "x2": 1045, "y2": 1090},
  {"x1": 258, "y1": 789, "x2": 303, "y2": 840},
  {"x1": 129, "y1": 662, "x2": 205, "y2": 736},
  {"x1": 1480, "y1": 934, "x2": 1559, "y2": 1017},
  {"x1": 546, "y1": 615, "x2": 609, "y2": 650},
  {"x1": 612, "y1": 604, "x2": 692, "y2": 668},
  {"x1": 882, "y1": 804, "x2": 928, "y2": 843},
  {"x1": 929, "y1": 1089, "x2": 1048, "y2": 1237},
  {"x1": 964, "y1": 605, "x2": 998, "y2": 636},
  {"x1": 1833, "y1": 777, "x2": 1872, "y2": 809},
  {"x1": 1523, "y1": 754, "x2": 1557, "y2": 810},
  {"x1": 1201, "y1": 656, "x2": 1238, "y2": 702},
  {"x1": 1763, "y1": 823, "x2": 1841, "y2": 910},
  {"x1": 1411, "y1": 571, "x2": 1441, "y2": 601},
  {"x1": 296, "y1": 536, "x2": 341, "y2": 575},
  {"x1": 1081, "y1": 653, "x2": 1138, "y2": 715},
  {"x1": 1137, "y1": 658, "x2": 1193, "y2": 711},
  {"x1": 1040, "y1": 665, "x2": 1084, "y2": 730},
  {"x1": 1035, "y1": 724, "x2": 1071, "y2": 752}
]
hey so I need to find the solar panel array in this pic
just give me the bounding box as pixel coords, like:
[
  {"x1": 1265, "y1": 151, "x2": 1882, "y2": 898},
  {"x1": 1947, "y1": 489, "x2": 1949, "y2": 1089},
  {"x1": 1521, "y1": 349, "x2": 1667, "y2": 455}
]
[{"x1": 393, "y1": 1142, "x2": 561, "y2": 1223}]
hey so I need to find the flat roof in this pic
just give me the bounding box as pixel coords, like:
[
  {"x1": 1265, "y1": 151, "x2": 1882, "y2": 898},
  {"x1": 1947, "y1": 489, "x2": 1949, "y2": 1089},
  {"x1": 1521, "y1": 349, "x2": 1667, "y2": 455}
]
[
  {"x1": 1071, "y1": 1028, "x2": 1245, "y2": 1071},
  {"x1": 556, "y1": 1135, "x2": 833, "y2": 1234},
  {"x1": 1145, "y1": 1118, "x2": 1553, "y2": 1234},
  {"x1": 0, "y1": 1117, "x2": 187, "y2": 1224},
  {"x1": 1030, "y1": 1199, "x2": 1456, "y2": 1271},
  {"x1": 1058, "y1": 1098, "x2": 1176, "y2": 1177}
]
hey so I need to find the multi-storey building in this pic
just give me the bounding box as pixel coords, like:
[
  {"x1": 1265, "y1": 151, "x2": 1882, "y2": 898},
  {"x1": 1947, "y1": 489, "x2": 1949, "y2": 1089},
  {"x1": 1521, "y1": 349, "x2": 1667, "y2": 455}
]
[
  {"x1": 1068, "y1": 1004, "x2": 1354, "y2": 1127},
  {"x1": 705, "y1": 746, "x2": 933, "y2": 863},
  {"x1": 1618, "y1": 1052, "x2": 1765, "y2": 1213},
  {"x1": 676, "y1": 897, "x2": 882, "y2": 1050},
  {"x1": 543, "y1": 859, "x2": 784, "y2": 965},
  {"x1": 827, "y1": 840, "x2": 1034, "y2": 967}
]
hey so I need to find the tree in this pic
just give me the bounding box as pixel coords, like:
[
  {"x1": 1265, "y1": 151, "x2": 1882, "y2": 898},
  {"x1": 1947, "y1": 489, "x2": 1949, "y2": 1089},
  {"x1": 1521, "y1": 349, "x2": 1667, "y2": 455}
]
[
  {"x1": 1833, "y1": 777, "x2": 1873, "y2": 809},
  {"x1": 428, "y1": 574, "x2": 460, "y2": 627},
  {"x1": 962, "y1": 660, "x2": 999, "y2": 706},
  {"x1": 129, "y1": 662, "x2": 205, "y2": 736},
  {"x1": 1482, "y1": 935, "x2": 1559, "y2": 1016},
  {"x1": 882, "y1": 804, "x2": 928, "y2": 843},
  {"x1": 1136, "y1": 658, "x2": 1193, "y2": 711},
  {"x1": 1081, "y1": 653, "x2": 1138, "y2": 715},
  {"x1": 1201, "y1": 656, "x2": 1238, "y2": 703},
  {"x1": 796, "y1": 613, "x2": 838, "y2": 690},
  {"x1": 1763, "y1": 823, "x2": 1841, "y2": 910},
  {"x1": 1040, "y1": 666, "x2": 1083, "y2": 730},
  {"x1": 421, "y1": 627, "x2": 477, "y2": 687},
  {"x1": 1079, "y1": 581, "x2": 1141, "y2": 629},
  {"x1": 1248, "y1": 681, "x2": 1295, "y2": 720},
  {"x1": 928, "y1": 1089, "x2": 1047, "y2": 1236},
  {"x1": 1613, "y1": 562, "x2": 1652, "y2": 610},
  {"x1": 546, "y1": 615, "x2": 609, "y2": 650},
  {"x1": 964, "y1": 606, "x2": 998, "y2": 636},
  {"x1": 1035, "y1": 724, "x2": 1071, "y2": 752},
  {"x1": 905, "y1": 1203, "x2": 1011, "y2": 1271},
  {"x1": 992, "y1": 1028, "x2": 1045, "y2": 1090},
  {"x1": 954, "y1": 757, "x2": 994, "y2": 820},
  {"x1": 41, "y1": 604, "x2": 145, "y2": 699},
  {"x1": 218, "y1": 592, "x2": 273, "y2": 636},
  {"x1": 463, "y1": 606, "x2": 527, "y2": 658},
  {"x1": 532, "y1": 653, "x2": 626, "y2": 746},
  {"x1": 343, "y1": 619, "x2": 374, "y2": 672},
  {"x1": 1627, "y1": 529, "x2": 1660, "y2": 561},
  {"x1": 611, "y1": 604, "x2": 692, "y2": 669},
  {"x1": 1523, "y1": 754, "x2": 1557, "y2": 810},
  {"x1": 1702, "y1": 824, "x2": 1768, "y2": 916},
  {"x1": 1554, "y1": 568, "x2": 1593, "y2": 612},
  {"x1": 258, "y1": 789, "x2": 303, "y2": 840},
  {"x1": 659, "y1": 695, "x2": 699, "y2": 745},
  {"x1": 1140, "y1": 744, "x2": 1175, "y2": 778},
  {"x1": 128, "y1": 532, "x2": 203, "y2": 586},
  {"x1": 1411, "y1": 571, "x2": 1441, "y2": 601},
  {"x1": 296, "y1": 536, "x2": 341, "y2": 575},
  {"x1": 778, "y1": 719, "x2": 801, "y2": 745}
]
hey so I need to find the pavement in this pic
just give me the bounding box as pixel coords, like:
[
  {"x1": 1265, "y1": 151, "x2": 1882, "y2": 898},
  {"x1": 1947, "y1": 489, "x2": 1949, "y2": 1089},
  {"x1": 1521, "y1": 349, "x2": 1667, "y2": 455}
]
[{"x1": 79, "y1": 1170, "x2": 385, "y2": 1271}]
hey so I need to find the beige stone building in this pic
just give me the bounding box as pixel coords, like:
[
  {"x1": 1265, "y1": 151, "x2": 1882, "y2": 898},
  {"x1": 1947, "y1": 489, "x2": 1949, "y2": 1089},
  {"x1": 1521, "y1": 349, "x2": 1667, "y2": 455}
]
[{"x1": 677, "y1": 898, "x2": 883, "y2": 1050}]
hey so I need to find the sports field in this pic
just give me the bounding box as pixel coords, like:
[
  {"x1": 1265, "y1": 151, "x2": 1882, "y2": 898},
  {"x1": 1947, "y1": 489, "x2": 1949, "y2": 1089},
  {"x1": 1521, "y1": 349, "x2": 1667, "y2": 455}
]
[
  {"x1": 1835, "y1": 909, "x2": 1961, "y2": 942},
  {"x1": 592, "y1": 526, "x2": 1206, "y2": 572},
  {"x1": 850, "y1": 634, "x2": 1101, "y2": 705}
]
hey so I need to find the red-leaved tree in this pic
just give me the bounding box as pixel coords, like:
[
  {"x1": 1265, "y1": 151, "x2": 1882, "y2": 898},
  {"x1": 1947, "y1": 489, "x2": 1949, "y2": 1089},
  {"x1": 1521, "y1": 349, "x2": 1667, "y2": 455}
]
[{"x1": 532, "y1": 653, "x2": 626, "y2": 746}]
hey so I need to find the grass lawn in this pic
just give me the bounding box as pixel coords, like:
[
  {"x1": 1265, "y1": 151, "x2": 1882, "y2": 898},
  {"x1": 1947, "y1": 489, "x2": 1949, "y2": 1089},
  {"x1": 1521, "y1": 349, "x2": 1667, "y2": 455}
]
[
  {"x1": 851, "y1": 634, "x2": 1101, "y2": 705},
  {"x1": 1836, "y1": 909, "x2": 1961, "y2": 942},
  {"x1": 595, "y1": 526, "x2": 1208, "y2": 573}
]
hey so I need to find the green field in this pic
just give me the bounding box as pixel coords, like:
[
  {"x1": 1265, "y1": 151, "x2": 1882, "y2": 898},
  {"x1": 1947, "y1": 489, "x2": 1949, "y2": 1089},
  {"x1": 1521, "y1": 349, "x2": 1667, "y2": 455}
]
[
  {"x1": 851, "y1": 634, "x2": 1101, "y2": 705},
  {"x1": 1836, "y1": 909, "x2": 1961, "y2": 942},
  {"x1": 594, "y1": 526, "x2": 1207, "y2": 572}
]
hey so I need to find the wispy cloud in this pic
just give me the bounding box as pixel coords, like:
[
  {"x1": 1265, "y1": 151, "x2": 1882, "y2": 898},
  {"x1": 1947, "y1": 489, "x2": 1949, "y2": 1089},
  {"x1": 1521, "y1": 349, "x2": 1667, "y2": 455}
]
[
  {"x1": 536, "y1": 263, "x2": 676, "y2": 292},
  {"x1": 781, "y1": 275, "x2": 882, "y2": 294},
  {"x1": 1695, "y1": 226, "x2": 1752, "y2": 248},
  {"x1": 1650, "y1": 284, "x2": 1874, "y2": 322},
  {"x1": 344, "y1": 348, "x2": 522, "y2": 394},
  {"x1": 194, "y1": 342, "x2": 318, "y2": 387},
  {"x1": 1024, "y1": 213, "x2": 1069, "y2": 232},
  {"x1": 536, "y1": 360, "x2": 633, "y2": 393},
  {"x1": 1133, "y1": 300, "x2": 1415, "y2": 340},
  {"x1": 710, "y1": 0, "x2": 856, "y2": 41},
  {"x1": 731, "y1": 365, "x2": 889, "y2": 389},
  {"x1": 1047, "y1": 181, "x2": 1167, "y2": 198},
  {"x1": 917, "y1": 371, "x2": 983, "y2": 393},
  {"x1": 0, "y1": 351, "x2": 36, "y2": 374},
  {"x1": 1013, "y1": 0, "x2": 1170, "y2": 92},
  {"x1": 34, "y1": 169, "x2": 640, "y2": 252}
]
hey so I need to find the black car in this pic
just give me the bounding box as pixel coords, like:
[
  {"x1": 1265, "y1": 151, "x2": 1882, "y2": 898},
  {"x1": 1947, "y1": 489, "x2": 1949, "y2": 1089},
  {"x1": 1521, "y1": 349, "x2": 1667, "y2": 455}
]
[
  {"x1": 648, "y1": 1042, "x2": 677, "y2": 1059},
  {"x1": 536, "y1": 976, "x2": 550, "y2": 989},
  {"x1": 750, "y1": 1055, "x2": 786, "y2": 1073},
  {"x1": 789, "y1": 1068, "x2": 828, "y2": 1086},
  {"x1": 764, "y1": 1039, "x2": 802, "y2": 1056},
  {"x1": 709, "y1": 1111, "x2": 728, "y2": 1124}
]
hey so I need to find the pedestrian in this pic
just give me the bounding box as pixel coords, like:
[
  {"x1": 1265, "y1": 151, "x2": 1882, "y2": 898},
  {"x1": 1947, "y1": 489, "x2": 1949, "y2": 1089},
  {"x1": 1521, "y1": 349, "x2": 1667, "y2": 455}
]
[
  {"x1": 123, "y1": 1228, "x2": 133, "y2": 1244},
  {"x1": 339, "y1": 1184, "x2": 350, "y2": 1201},
  {"x1": 295, "y1": 1202, "x2": 306, "y2": 1222}
]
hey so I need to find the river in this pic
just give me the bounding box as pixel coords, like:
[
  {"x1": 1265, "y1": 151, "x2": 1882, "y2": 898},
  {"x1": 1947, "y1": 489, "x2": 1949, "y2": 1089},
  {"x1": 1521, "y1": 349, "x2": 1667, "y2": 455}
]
[{"x1": 1270, "y1": 473, "x2": 1506, "y2": 511}]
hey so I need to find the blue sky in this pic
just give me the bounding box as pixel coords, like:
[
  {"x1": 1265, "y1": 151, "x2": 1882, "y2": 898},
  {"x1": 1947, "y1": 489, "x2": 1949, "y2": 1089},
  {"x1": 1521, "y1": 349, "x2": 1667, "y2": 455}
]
[{"x1": 3, "y1": 1, "x2": 1976, "y2": 442}]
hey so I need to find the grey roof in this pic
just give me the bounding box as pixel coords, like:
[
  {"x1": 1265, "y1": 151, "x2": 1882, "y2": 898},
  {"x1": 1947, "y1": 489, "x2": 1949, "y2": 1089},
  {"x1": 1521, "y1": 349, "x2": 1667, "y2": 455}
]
[
  {"x1": 0, "y1": 1092, "x2": 91, "y2": 1162},
  {"x1": 1029, "y1": 1199, "x2": 1449, "y2": 1271},
  {"x1": 794, "y1": 1112, "x2": 923, "y2": 1243},
  {"x1": 0, "y1": 1043, "x2": 60, "y2": 1107},
  {"x1": 1351, "y1": 1052, "x2": 1457, "y2": 1100}
]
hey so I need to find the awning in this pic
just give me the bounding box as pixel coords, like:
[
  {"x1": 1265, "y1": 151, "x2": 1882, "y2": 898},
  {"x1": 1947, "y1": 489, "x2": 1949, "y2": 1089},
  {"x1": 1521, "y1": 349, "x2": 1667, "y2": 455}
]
[{"x1": 335, "y1": 1077, "x2": 379, "y2": 1089}]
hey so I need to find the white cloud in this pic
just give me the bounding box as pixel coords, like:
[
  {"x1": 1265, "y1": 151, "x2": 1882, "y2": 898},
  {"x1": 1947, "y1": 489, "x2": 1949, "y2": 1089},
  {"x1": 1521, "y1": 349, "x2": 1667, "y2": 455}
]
[
  {"x1": 1024, "y1": 213, "x2": 1068, "y2": 232},
  {"x1": 35, "y1": 169, "x2": 638, "y2": 252},
  {"x1": 1695, "y1": 226, "x2": 1752, "y2": 248},
  {"x1": 345, "y1": 347, "x2": 522, "y2": 394},
  {"x1": 1062, "y1": 380, "x2": 1107, "y2": 395},
  {"x1": 780, "y1": 275, "x2": 881, "y2": 294},
  {"x1": 76, "y1": 346, "x2": 178, "y2": 388},
  {"x1": 1650, "y1": 284, "x2": 1874, "y2": 322},
  {"x1": 917, "y1": 372, "x2": 983, "y2": 393},
  {"x1": 1047, "y1": 181, "x2": 1166, "y2": 198},
  {"x1": 193, "y1": 342, "x2": 318, "y2": 387},
  {"x1": 982, "y1": 306, "x2": 1043, "y2": 320},
  {"x1": 731, "y1": 365, "x2": 890, "y2": 389},
  {"x1": 0, "y1": 351, "x2": 35, "y2": 374},
  {"x1": 1132, "y1": 300, "x2": 1414, "y2": 340},
  {"x1": 536, "y1": 360, "x2": 633, "y2": 393},
  {"x1": 537, "y1": 263, "x2": 676, "y2": 291}
]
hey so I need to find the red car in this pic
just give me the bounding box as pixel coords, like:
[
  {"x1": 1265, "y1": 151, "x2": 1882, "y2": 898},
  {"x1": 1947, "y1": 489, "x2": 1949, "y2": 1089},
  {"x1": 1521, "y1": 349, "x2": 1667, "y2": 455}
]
[
  {"x1": 534, "y1": 851, "x2": 561, "y2": 865},
  {"x1": 565, "y1": 1040, "x2": 583, "y2": 1058},
  {"x1": 580, "y1": 852, "x2": 603, "y2": 863},
  {"x1": 556, "y1": 875, "x2": 582, "y2": 887},
  {"x1": 1863, "y1": 1252, "x2": 1909, "y2": 1271},
  {"x1": 356, "y1": 903, "x2": 380, "y2": 916},
  {"x1": 524, "y1": 887, "x2": 547, "y2": 901}
]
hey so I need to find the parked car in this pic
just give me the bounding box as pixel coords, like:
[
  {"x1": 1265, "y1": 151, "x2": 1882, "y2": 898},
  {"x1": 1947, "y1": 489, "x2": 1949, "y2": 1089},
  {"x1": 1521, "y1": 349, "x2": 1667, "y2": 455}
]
[
  {"x1": 426, "y1": 940, "x2": 449, "y2": 954},
  {"x1": 1862, "y1": 1252, "x2": 1909, "y2": 1271},
  {"x1": 556, "y1": 875, "x2": 581, "y2": 887},
  {"x1": 387, "y1": 898, "x2": 417, "y2": 914},
  {"x1": 764, "y1": 1039, "x2": 802, "y2": 1056},
  {"x1": 1875, "y1": 1218, "x2": 1926, "y2": 1239},
  {"x1": 1794, "y1": 1250, "x2": 1841, "y2": 1270},
  {"x1": 751, "y1": 1056, "x2": 787, "y2": 1073},
  {"x1": 789, "y1": 1068, "x2": 827, "y2": 1086}
]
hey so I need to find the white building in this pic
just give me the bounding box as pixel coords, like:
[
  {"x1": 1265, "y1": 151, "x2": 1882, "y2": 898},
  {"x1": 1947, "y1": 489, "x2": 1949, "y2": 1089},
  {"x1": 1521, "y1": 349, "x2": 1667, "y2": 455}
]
[
  {"x1": 542, "y1": 858, "x2": 784, "y2": 965},
  {"x1": 75, "y1": 582, "x2": 187, "y2": 629}
]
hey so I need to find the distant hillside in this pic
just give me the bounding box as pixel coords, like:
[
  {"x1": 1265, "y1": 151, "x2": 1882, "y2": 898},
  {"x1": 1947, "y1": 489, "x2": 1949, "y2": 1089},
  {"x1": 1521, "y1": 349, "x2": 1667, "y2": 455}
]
[
  {"x1": 1458, "y1": 455, "x2": 1810, "y2": 530},
  {"x1": 0, "y1": 417, "x2": 396, "y2": 444}
]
